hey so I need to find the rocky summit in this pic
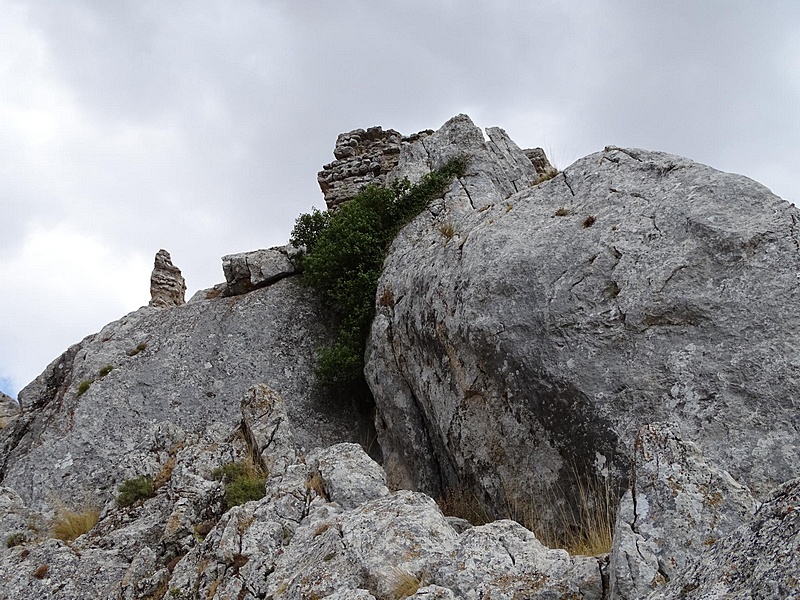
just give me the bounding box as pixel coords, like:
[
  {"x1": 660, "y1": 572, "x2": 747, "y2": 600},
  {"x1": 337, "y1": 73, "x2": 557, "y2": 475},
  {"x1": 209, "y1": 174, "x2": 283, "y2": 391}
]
[{"x1": 1, "y1": 115, "x2": 798, "y2": 599}]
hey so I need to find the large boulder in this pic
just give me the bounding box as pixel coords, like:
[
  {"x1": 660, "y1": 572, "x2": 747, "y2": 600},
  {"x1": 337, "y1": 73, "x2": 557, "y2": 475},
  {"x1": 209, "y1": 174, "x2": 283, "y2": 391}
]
[
  {"x1": 0, "y1": 277, "x2": 372, "y2": 513},
  {"x1": 365, "y1": 115, "x2": 800, "y2": 525}
]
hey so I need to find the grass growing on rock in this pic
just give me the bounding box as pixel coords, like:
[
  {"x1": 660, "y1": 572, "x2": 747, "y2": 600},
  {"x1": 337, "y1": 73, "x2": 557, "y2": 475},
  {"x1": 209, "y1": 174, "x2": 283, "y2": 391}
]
[
  {"x1": 117, "y1": 475, "x2": 155, "y2": 507},
  {"x1": 212, "y1": 459, "x2": 267, "y2": 510},
  {"x1": 52, "y1": 507, "x2": 99, "y2": 541},
  {"x1": 290, "y1": 156, "x2": 468, "y2": 397}
]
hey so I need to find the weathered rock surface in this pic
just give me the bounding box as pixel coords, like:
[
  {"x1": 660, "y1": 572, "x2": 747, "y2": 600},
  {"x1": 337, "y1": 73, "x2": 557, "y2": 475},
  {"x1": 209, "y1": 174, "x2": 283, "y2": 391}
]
[
  {"x1": 149, "y1": 249, "x2": 186, "y2": 308},
  {"x1": 0, "y1": 392, "x2": 19, "y2": 429},
  {"x1": 609, "y1": 423, "x2": 757, "y2": 599},
  {"x1": 318, "y1": 126, "x2": 434, "y2": 210},
  {"x1": 221, "y1": 247, "x2": 296, "y2": 296},
  {"x1": 1, "y1": 277, "x2": 371, "y2": 513},
  {"x1": 366, "y1": 115, "x2": 800, "y2": 526},
  {"x1": 648, "y1": 477, "x2": 800, "y2": 599}
]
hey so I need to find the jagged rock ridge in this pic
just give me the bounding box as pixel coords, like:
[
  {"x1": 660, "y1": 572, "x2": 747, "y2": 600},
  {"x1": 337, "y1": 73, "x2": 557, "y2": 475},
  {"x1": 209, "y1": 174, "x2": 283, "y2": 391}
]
[{"x1": 1, "y1": 115, "x2": 798, "y2": 599}]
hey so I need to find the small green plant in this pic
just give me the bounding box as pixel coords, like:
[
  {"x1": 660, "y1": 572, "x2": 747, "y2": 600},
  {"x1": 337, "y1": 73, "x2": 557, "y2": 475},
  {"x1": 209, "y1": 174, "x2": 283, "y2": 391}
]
[
  {"x1": 212, "y1": 460, "x2": 267, "y2": 510},
  {"x1": 127, "y1": 342, "x2": 147, "y2": 356},
  {"x1": 76, "y1": 379, "x2": 93, "y2": 396},
  {"x1": 52, "y1": 507, "x2": 99, "y2": 541},
  {"x1": 117, "y1": 475, "x2": 155, "y2": 507},
  {"x1": 98, "y1": 364, "x2": 114, "y2": 377},
  {"x1": 5, "y1": 532, "x2": 27, "y2": 547}
]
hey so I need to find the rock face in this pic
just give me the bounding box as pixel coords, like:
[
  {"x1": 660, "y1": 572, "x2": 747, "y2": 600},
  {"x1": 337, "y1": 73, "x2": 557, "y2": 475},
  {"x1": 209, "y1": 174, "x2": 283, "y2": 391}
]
[
  {"x1": 317, "y1": 126, "x2": 434, "y2": 210},
  {"x1": 0, "y1": 392, "x2": 19, "y2": 429},
  {"x1": 649, "y1": 476, "x2": 800, "y2": 599},
  {"x1": 1, "y1": 276, "x2": 371, "y2": 513},
  {"x1": 149, "y1": 249, "x2": 186, "y2": 308},
  {"x1": 365, "y1": 115, "x2": 800, "y2": 526},
  {"x1": 608, "y1": 423, "x2": 757, "y2": 599}
]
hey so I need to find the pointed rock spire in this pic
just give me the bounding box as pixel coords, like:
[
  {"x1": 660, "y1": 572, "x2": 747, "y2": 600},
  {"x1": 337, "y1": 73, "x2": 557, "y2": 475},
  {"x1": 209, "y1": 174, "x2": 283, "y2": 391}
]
[{"x1": 149, "y1": 249, "x2": 186, "y2": 308}]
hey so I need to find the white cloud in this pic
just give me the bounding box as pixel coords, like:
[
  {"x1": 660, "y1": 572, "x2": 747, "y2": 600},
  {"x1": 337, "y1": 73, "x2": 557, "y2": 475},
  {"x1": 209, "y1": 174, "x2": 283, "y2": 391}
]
[{"x1": 0, "y1": 224, "x2": 150, "y2": 394}]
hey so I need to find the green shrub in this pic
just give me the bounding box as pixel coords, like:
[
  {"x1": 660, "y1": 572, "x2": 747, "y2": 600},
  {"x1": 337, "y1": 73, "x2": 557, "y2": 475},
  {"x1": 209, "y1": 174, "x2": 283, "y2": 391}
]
[
  {"x1": 291, "y1": 156, "x2": 468, "y2": 396},
  {"x1": 76, "y1": 379, "x2": 93, "y2": 396},
  {"x1": 127, "y1": 342, "x2": 147, "y2": 356},
  {"x1": 117, "y1": 475, "x2": 154, "y2": 507},
  {"x1": 98, "y1": 364, "x2": 114, "y2": 377},
  {"x1": 212, "y1": 460, "x2": 267, "y2": 510},
  {"x1": 5, "y1": 532, "x2": 27, "y2": 548}
]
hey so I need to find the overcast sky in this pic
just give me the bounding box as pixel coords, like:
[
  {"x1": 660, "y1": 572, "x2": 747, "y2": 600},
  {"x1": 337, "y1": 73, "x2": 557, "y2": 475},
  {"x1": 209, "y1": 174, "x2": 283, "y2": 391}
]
[{"x1": 1, "y1": 1, "x2": 798, "y2": 398}]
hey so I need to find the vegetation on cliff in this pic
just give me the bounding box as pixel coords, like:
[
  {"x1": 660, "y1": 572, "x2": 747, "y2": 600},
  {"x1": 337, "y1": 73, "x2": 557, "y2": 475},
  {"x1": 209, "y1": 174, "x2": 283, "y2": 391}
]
[{"x1": 291, "y1": 156, "x2": 468, "y2": 395}]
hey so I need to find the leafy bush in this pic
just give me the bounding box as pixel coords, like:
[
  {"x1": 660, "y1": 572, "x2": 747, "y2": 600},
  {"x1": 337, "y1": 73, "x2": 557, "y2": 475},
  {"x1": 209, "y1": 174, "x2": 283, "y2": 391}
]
[
  {"x1": 212, "y1": 460, "x2": 267, "y2": 510},
  {"x1": 76, "y1": 379, "x2": 93, "y2": 396},
  {"x1": 98, "y1": 364, "x2": 114, "y2": 377},
  {"x1": 52, "y1": 507, "x2": 99, "y2": 541},
  {"x1": 117, "y1": 475, "x2": 155, "y2": 507},
  {"x1": 291, "y1": 156, "x2": 468, "y2": 395}
]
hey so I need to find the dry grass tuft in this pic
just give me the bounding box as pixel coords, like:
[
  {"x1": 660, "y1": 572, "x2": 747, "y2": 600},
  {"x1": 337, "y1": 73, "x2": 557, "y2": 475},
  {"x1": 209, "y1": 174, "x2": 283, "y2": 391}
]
[
  {"x1": 52, "y1": 507, "x2": 99, "y2": 542},
  {"x1": 439, "y1": 221, "x2": 456, "y2": 241},
  {"x1": 388, "y1": 567, "x2": 423, "y2": 599},
  {"x1": 534, "y1": 168, "x2": 559, "y2": 185},
  {"x1": 505, "y1": 472, "x2": 617, "y2": 556},
  {"x1": 436, "y1": 485, "x2": 493, "y2": 526}
]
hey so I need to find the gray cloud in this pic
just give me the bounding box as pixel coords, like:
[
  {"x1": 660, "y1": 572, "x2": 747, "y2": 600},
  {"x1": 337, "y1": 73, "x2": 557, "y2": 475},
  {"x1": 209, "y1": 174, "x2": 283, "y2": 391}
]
[{"x1": 1, "y1": 0, "x2": 798, "y2": 396}]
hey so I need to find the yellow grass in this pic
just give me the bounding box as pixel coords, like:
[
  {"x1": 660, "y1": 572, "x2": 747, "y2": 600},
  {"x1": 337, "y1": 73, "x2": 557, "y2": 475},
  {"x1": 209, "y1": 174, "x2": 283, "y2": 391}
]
[{"x1": 52, "y1": 507, "x2": 99, "y2": 541}]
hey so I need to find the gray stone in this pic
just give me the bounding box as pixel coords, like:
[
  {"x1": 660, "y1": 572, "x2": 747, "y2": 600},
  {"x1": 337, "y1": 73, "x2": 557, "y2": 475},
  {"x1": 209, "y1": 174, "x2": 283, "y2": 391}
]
[
  {"x1": 608, "y1": 422, "x2": 757, "y2": 599},
  {"x1": 0, "y1": 392, "x2": 20, "y2": 430},
  {"x1": 149, "y1": 249, "x2": 186, "y2": 308},
  {"x1": 366, "y1": 119, "x2": 800, "y2": 529},
  {"x1": 317, "y1": 125, "x2": 434, "y2": 210},
  {"x1": 241, "y1": 384, "x2": 297, "y2": 477},
  {"x1": 648, "y1": 477, "x2": 800, "y2": 599},
  {"x1": 222, "y1": 247, "x2": 295, "y2": 296},
  {"x1": 2, "y1": 277, "x2": 371, "y2": 513}
]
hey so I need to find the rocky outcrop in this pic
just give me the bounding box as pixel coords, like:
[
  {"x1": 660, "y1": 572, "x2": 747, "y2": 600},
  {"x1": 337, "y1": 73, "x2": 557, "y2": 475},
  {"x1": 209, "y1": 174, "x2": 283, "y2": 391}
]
[
  {"x1": 149, "y1": 249, "x2": 186, "y2": 308},
  {"x1": 317, "y1": 126, "x2": 433, "y2": 210},
  {"x1": 366, "y1": 115, "x2": 800, "y2": 528},
  {"x1": 221, "y1": 247, "x2": 296, "y2": 296},
  {"x1": 0, "y1": 393, "x2": 19, "y2": 429},
  {"x1": 2, "y1": 276, "x2": 371, "y2": 513},
  {"x1": 609, "y1": 423, "x2": 757, "y2": 599}
]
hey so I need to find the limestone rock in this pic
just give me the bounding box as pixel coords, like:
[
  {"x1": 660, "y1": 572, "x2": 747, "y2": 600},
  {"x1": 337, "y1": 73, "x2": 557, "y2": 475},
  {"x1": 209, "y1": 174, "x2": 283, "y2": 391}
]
[
  {"x1": 222, "y1": 247, "x2": 296, "y2": 296},
  {"x1": 648, "y1": 477, "x2": 800, "y2": 599},
  {"x1": 608, "y1": 423, "x2": 757, "y2": 599},
  {"x1": 318, "y1": 126, "x2": 433, "y2": 210},
  {"x1": 149, "y1": 249, "x2": 186, "y2": 308},
  {"x1": 366, "y1": 118, "x2": 800, "y2": 528},
  {"x1": 0, "y1": 392, "x2": 19, "y2": 429},
  {"x1": 240, "y1": 384, "x2": 297, "y2": 477},
  {"x1": 2, "y1": 277, "x2": 372, "y2": 513}
]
